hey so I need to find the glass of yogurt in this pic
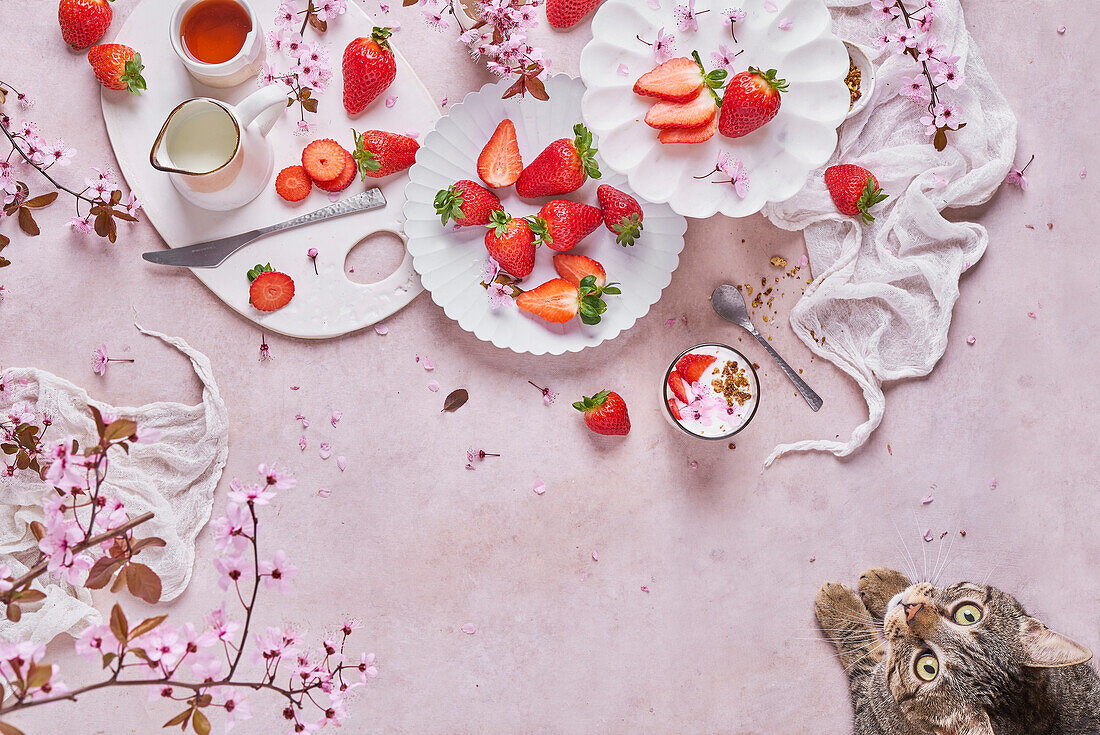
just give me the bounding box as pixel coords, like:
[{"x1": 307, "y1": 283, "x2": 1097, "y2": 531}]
[{"x1": 662, "y1": 343, "x2": 760, "y2": 440}]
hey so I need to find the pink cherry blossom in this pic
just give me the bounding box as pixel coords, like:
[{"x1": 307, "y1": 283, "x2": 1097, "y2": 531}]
[
  {"x1": 777, "y1": 17, "x2": 792, "y2": 30},
  {"x1": 260, "y1": 550, "x2": 298, "y2": 593},
  {"x1": 653, "y1": 27, "x2": 676, "y2": 64},
  {"x1": 674, "y1": 0, "x2": 700, "y2": 32}
]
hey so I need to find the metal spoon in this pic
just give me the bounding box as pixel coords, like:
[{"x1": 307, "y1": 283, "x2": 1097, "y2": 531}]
[{"x1": 711, "y1": 284, "x2": 823, "y2": 412}]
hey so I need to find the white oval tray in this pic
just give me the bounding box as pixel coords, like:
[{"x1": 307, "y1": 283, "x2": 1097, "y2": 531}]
[{"x1": 102, "y1": 0, "x2": 440, "y2": 338}]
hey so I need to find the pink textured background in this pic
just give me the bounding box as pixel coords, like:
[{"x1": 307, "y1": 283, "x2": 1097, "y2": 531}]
[{"x1": 3, "y1": 1, "x2": 1099, "y2": 732}]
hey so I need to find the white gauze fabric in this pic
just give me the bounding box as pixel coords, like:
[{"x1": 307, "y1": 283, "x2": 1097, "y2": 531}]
[
  {"x1": 0, "y1": 325, "x2": 229, "y2": 643},
  {"x1": 760, "y1": 0, "x2": 1016, "y2": 466}
]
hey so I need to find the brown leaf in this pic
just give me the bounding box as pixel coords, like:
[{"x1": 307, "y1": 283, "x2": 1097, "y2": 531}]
[
  {"x1": 22, "y1": 192, "x2": 58, "y2": 209},
  {"x1": 25, "y1": 662, "x2": 51, "y2": 690},
  {"x1": 85, "y1": 556, "x2": 126, "y2": 590},
  {"x1": 17, "y1": 207, "x2": 39, "y2": 236},
  {"x1": 933, "y1": 127, "x2": 948, "y2": 151},
  {"x1": 191, "y1": 709, "x2": 211, "y2": 735},
  {"x1": 402, "y1": 0, "x2": 418, "y2": 5},
  {"x1": 109, "y1": 602, "x2": 129, "y2": 641},
  {"x1": 29, "y1": 521, "x2": 46, "y2": 541},
  {"x1": 0, "y1": 233, "x2": 9, "y2": 249},
  {"x1": 308, "y1": 14, "x2": 327, "y2": 33},
  {"x1": 6, "y1": 602, "x2": 20, "y2": 622},
  {"x1": 111, "y1": 564, "x2": 130, "y2": 593},
  {"x1": 113, "y1": 209, "x2": 138, "y2": 222},
  {"x1": 526, "y1": 75, "x2": 549, "y2": 102},
  {"x1": 126, "y1": 562, "x2": 162, "y2": 604},
  {"x1": 162, "y1": 709, "x2": 192, "y2": 729},
  {"x1": 501, "y1": 76, "x2": 526, "y2": 100},
  {"x1": 0, "y1": 719, "x2": 26, "y2": 735},
  {"x1": 14, "y1": 451, "x2": 29, "y2": 470},
  {"x1": 103, "y1": 419, "x2": 138, "y2": 443},
  {"x1": 128, "y1": 614, "x2": 168, "y2": 640},
  {"x1": 303, "y1": 97, "x2": 319, "y2": 113},
  {"x1": 17, "y1": 590, "x2": 45, "y2": 603},
  {"x1": 0, "y1": 257, "x2": 9, "y2": 268},
  {"x1": 442, "y1": 388, "x2": 469, "y2": 413}
]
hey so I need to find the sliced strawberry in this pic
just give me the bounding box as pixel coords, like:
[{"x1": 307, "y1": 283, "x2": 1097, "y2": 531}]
[
  {"x1": 667, "y1": 398, "x2": 684, "y2": 421},
  {"x1": 478, "y1": 120, "x2": 523, "y2": 189},
  {"x1": 675, "y1": 353, "x2": 717, "y2": 383},
  {"x1": 658, "y1": 110, "x2": 719, "y2": 144},
  {"x1": 645, "y1": 92, "x2": 717, "y2": 130},
  {"x1": 634, "y1": 57, "x2": 703, "y2": 103},
  {"x1": 314, "y1": 149, "x2": 357, "y2": 192},
  {"x1": 301, "y1": 139, "x2": 347, "y2": 182},
  {"x1": 553, "y1": 253, "x2": 606, "y2": 288},
  {"x1": 667, "y1": 370, "x2": 690, "y2": 404},
  {"x1": 516, "y1": 278, "x2": 579, "y2": 323},
  {"x1": 275, "y1": 165, "x2": 312, "y2": 202},
  {"x1": 249, "y1": 271, "x2": 295, "y2": 312}
]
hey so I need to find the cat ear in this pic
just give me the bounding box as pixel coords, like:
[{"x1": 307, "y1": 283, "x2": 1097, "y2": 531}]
[
  {"x1": 936, "y1": 707, "x2": 994, "y2": 735},
  {"x1": 1019, "y1": 617, "x2": 1093, "y2": 668}
]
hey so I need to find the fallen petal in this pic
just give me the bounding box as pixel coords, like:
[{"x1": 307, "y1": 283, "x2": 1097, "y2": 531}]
[
  {"x1": 374, "y1": 324, "x2": 389, "y2": 336},
  {"x1": 460, "y1": 623, "x2": 476, "y2": 635},
  {"x1": 533, "y1": 479, "x2": 546, "y2": 495},
  {"x1": 337, "y1": 456, "x2": 347, "y2": 471}
]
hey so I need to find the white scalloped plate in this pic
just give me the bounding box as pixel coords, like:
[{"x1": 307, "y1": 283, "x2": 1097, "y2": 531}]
[
  {"x1": 579, "y1": 0, "x2": 850, "y2": 219},
  {"x1": 403, "y1": 75, "x2": 687, "y2": 356}
]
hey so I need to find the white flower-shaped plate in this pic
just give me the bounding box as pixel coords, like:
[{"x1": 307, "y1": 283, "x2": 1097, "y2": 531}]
[
  {"x1": 403, "y1": 75, "x2": 687, "y2": 356},
  {"x1": 579, "y1": 0, "x2": 850, "y2": 218}
]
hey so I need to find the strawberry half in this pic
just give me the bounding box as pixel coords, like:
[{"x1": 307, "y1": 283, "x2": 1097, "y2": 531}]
[
  {"x1": 675, "y1": 353, "x2": 716, "y2": 383},
  {"x1": 645, "y1": 92, "x2": 718, "y2": 130},
  {"x1": 634, "y1": 57, "x2": 704, "y2": 103},
  {"x1": 719, "y1": 67, "x2": 788, "y2": 139},
  {"x1": 247, "y1": 266, "x2": 295, "y2": 312},
  {"x1": 539, "y1": 199, "x2": 603, "y2": 252},
  {"x1": 478, "y1": 120, "x2": 523, "y2": 189},
  {"x1": 343, "y1": 27, "x2": 396, "y2": 116},
  {"x1": 667, "y1": 370, "x2": 691, "y2": 404},
  {"x1": 553, "y1": 253, "x2": 606, "y2": 288},
  {"x1": 516, "y1": 273, "x2": 620, "y2": 325},
  {"x1": 515, "y1": 123, "x2": 601, "y2": 199},
  {"x1": 658, "y1": 112, "x2": 719, "y2": 144},
  {"x1": 597, "y1": 185, "x2": 644, "y2": 247},
  {"x1": 435, "y1": 180, "x2": 503, "y2": 227},
  {"x1": 824, "y1": 164, "x2": 888, "y2": 223},
  {"x1": 573, "y1": 390, "x2": 631, "y2": 436}
]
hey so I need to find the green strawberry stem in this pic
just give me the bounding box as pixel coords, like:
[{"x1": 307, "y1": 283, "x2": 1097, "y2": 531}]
[
  {"x1": 572, "y1": 124, "x2": 601, "y2": 181},
  {"x1": 576, "y1": 275, "x2": 621, "y2": 325},
  {"x1": 351, "y1": 128, "x2": 380, "y2": 181},
  {"x1": 486, "y1": 208, "x2": 512, "y2": 237},
  {"x1": 573, "y1": 389, "x2": 612, "y2": 413},
  {"x1": 433, "y1": 185, "x2": 466, "y2": 226},
  {"x1": 246, "y1": 263, "x2": 273, "y2": 282},
  {"x1": 691, "y1": 50, "x2": 728, "y2": 105},
  {"x1": 856, "y1": 177, "x2": 889, "y2": 224},
  {"x1": 749, "y1": 67, "x2": 789, "y2": 93},
  {"x1": 121, "y1": 52, "x2": 146, "y2": 96},
  {"x1": 611, "y1": 213, "x2": 643, "y2": 247},
  {"x1": 523, "y1": 215, "x2": 550, "y2": 246},
  {"x1": 371, "y1": 26, "x2": 393, "y2": 49}
]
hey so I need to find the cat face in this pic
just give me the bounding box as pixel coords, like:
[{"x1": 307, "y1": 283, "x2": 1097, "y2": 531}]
[{"x1": 881, "y1": 581, "x2": 1092, "y2": 734}]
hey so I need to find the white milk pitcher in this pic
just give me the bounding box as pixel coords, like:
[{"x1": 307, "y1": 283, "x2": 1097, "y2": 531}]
[{"x1": 149, "y1": 84, "x2": 286, "y2": 211}]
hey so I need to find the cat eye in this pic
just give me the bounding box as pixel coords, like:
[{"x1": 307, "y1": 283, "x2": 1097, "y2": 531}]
[
  {"x1": 953, "y1": 603, "x2": 983, "y2": 626},
  {"x1": 915, "y1": 652, "x2": 939, "y2": 682}
]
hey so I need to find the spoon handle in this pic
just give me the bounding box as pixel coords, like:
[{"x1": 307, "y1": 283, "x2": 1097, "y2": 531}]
[{"x1": 750, "y1": 330, "x2": 823, "y2": 412}]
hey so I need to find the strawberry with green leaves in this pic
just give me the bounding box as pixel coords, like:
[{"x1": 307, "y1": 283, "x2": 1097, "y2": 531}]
[
  {"x1": 719, "y1": 67, "x2": 788, "y2": 139},
  {"x1": 351, "y1": 129, "x2": 419, "y2": 179},
  {"x1": 343, "y1": 27, "x2": 396, "y2": 116},
  {"x1": 516, "y1": 273, "x2": 620, "y2": 325},
  {"x1": 824, "y1": 164, "x2": 888, "y2": 223},
  {"x1": 516, "y1": 123, "x2": 601, "y2": 198},
  {"x1": 247, "y1": 264, "x2": 295, "y2": 312},
  {"x1": 597, "y1": 184, "x2": 644, "y2": 247},
  {"x1": 435, "y1": 180, "x2": 503, "y2": 227},
  {"x1": 484, "y1": 210, "x2": 548, "y2": 278},
  {"x1": 573, "y1": 390, "x2": 631, "y2": 436},
  {"x1": 88, "y1": 44, "x2": 146, "y2": 95},
  {"x1": 538, "y1": 199, "x2": 603, "y2": 252}
]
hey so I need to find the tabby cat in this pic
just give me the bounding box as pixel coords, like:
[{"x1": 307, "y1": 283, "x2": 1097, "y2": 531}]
[{"x1": 815, "y1": 568, "x2": 1100, "y2": 734}]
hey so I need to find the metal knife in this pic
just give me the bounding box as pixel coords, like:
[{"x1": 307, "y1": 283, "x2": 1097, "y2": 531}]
[{"x1": 142, "y1": 188, "x2": 388, "y2": 268}]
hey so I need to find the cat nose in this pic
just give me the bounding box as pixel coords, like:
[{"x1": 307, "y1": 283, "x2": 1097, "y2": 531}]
[{"x1": 902, "y1": 602, "x2": 924, "y2": 623}]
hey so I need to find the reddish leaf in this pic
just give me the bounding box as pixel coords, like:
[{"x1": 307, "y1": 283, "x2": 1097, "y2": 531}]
[
  {"x1": 0, "y1": 720, "x2": 26, "y2": 735},
  {"x1": 129, "y1": 614, "x2": 168, "y2": 640},
  {"x1": 126, "y1": 562, "x2": 162, "y2": 604},
  {"x1": 22, "y1": 192, "x2": 58, "y2": 209},
  {"x1": 526, "y1": 75, "x2": 549, "y2": 102},
  {"x1": 163, "y1": 709, "x2": 192, "y2": 729},
  {"x1": 130, "y1": 536, "x2": 168, "y2": 554},
  {"x1": 111, "y1": 565, "x2": 130, "y2": 593},
  {"x1": 109, "y1": 602, "x2": 129, "y2": 641},
  {"x1": 16, "y1": 590, "x2": 45, "y2": 603},
  {"x1": 6, "y1": 602, "x2": 20, "y2": 622},
  {"x1": 17, "y1": 207, "x2": 39, "y2": 236},
  {"x1": 103, "y1": 419, "x2": 138, "y2": 443},
  {"x1": 85, "y1": 556, "x2": 126, "y2": 590}
]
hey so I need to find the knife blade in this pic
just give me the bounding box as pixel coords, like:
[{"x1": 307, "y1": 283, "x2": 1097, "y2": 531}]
[{"x1": 142, "y1": 188, "x2": 388, "y2": 268}]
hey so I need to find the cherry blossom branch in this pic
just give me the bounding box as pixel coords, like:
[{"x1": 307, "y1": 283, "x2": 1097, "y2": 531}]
[{"x1": 224, "y1": 504, "x2": 259, "y2": 680}]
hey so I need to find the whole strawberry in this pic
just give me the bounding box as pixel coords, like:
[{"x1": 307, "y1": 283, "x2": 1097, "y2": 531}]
[
  {"x1": 597, "y1": 184, "x2": 644, "y2": 247},
  {"x1": 719, "y1": 67, "x2": 788, "y2": 139},
  {"x1": 59, "y1": 0, "x2": 112, "y2": 50},
  {"x1": 573, "y1": 390, "x2": 630, "y2": 436},
  {"x1": 484, "y1": 210, "x2": 548, "y2": 279},
  {"x1": 434, "y1": 180, "x2": 503, "y2": 227},
  {"x1": 538, "y1": 199, "x2": 603, "y2": 252},
  {"x1": 546, "y1": 0, "x2": 602, "y2": 29},
  {"x1": 352, "y1": 129, "x2": 419, "y2": 179},
  {"x1": 824, "y1": 164, "x2": 888, "y2": 223},
  {"x1": 88, "y1": 44, "x2": 146, "y2": 94},
  {"x1": 343, "y1": 27, "x2": 396, "y2": 116},
  {"x1": 516, "y1": 123, "x2": 601, "y2": 199}
]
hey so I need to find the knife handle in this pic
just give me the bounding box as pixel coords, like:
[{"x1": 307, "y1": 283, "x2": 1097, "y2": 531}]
[{"x1": 262, "y1": 189, "x2": 387, "y2": 237}]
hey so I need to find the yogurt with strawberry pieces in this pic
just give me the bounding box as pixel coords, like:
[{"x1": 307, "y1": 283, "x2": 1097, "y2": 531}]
[{"x1": 663, "y1": 344, "x2": 759, "y2": 439}]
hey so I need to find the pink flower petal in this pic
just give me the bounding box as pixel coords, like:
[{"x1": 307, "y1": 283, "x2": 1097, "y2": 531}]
[
  {"x1": 428, "y1": 380, "x2": 440, "y2": 392},
  {"x1": 990, "y1": 477, "x2": 998, "y2": 490},
  {"x1": 763, "y1": 0, "x2": 777, "y2": 11},
  {"x1": 385, "y1": 95, "x2": 398, "y2": 108},
  {"x1": 337, "y1": 456, "x2": 347, "y2": 471},
  {"x1": 778, "y1": 17, "x2": 792, "y2": 30},
  {"x1": 317, "y1": 488, "x2": 330, "y2": 498},
  {"x1": 533, "y1": 479, "x2": 546, "y2": 495},
  {"x1": 1080, "y1": 166, "x2": 1087, "y2": 179},
  {"x1": 616, "y1": 64, "x2": 630, "y2": 76},
  {"x1": 647, "y1": 0, "x2": 660, "y2": 8},
  {"x1": 921, "y1": 493, "x2": 934, "y2": 505},
  {"x1": 374, "y1": 324, "x2": 389, "y2": 336},
  {"x1": 460, "y1": 623, "x2": 477, "y2": 635},
  {"x1": 923, "y1": 529, "x2": 934, "y2": 542},
  {"x1": 406, "y1": 129, "x2": 420, "y2": 139},
  {"x1": 966, "y1": 335, "x2": 976, "y2": 345},
  {"x1": 640, "y1": 585, "x2": 650, "y2": 592},
  {"x1": 299, "y1": 435, "x2": 307, "y2": 451},
  {"x1": 319, "y1": 442, "x2": 332, "y2": 460},
  {"x1": 423, "y1": 357, "x2": 434, "y2": 371},
  {"x1": 1027, "y1": 311, "x2": 1037, "y2": 319},
  {"x1": 591, "y1": 550, "x2": 599, "y2": 561},
  {"x1": 331, "y1": 410, "x2": 343, "y2": 427}
]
